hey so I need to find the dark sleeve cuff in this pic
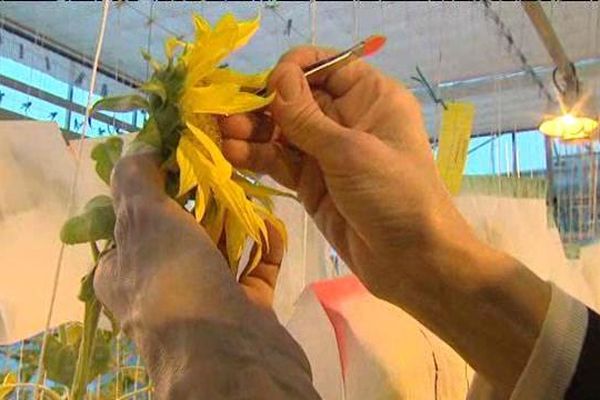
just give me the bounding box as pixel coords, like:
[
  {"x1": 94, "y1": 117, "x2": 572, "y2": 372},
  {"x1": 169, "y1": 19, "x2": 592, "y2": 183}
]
[{"x1": 565, "y1": 307, "x2": 600, "y2": 399}]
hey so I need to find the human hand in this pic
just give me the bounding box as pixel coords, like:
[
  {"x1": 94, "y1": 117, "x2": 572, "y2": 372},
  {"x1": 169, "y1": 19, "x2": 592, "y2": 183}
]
[
  {"x1": 220, "y1": 47, "x2": 479, "y2": 304},
  {"x1": 93, "y1": 153, "x2": 319, "y2": 399},
  {"x1": 93, "y1": 152, "x2": 284, "y2": 332},
  {"x1": 221, "y1": 47, "x2": 551, "y2": 394}
]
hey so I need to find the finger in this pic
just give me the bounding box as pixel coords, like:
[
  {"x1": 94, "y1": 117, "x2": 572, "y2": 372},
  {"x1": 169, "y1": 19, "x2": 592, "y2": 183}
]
[
  {"x1": 242, "y1": 222, "x2": 284, "y2": 288},
  {"x1": 312, "y1": 89, "x2": 343, "y2": 123},
  {"x1": 218, "y1": 113, "x2": 275, "y2": 143},
  {"x1": 93, "y1": 249, "x2": 123, "y2": 317},
  {"x1": 111, "y1": 153, "x2": 166, "y2": 209},
  {"x1": 267, "y1": 61, "x2": 350, "y2": 162},
  {"x1": 277, "y1": 46, "x2": 375, "y2": 99},
  {"x1": 221, "y1": 139, "x2": 301, "y2": 189}
]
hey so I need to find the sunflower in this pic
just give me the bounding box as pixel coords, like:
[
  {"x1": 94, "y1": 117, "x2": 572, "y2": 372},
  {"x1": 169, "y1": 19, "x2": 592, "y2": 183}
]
[
  {"x1": 91, "y1": 13, "x2": 289, "y2": 274},
  {"x1": 167, "y1": 13, "x2": 287, "y2": 273}
]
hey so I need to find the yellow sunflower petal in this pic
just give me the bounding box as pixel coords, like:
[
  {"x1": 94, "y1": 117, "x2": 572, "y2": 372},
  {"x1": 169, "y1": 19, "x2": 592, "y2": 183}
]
[
  {"x1": 185, "y1": 124, "x2": 232, "y2": 180},
  {"x1": 214, "y1": 182, "x2": 261, "y2": 243},
  {"x1": 246, "y1": 239, "x2": 263, "y2": 274},
  {"x1": 193, "y1": 13, "x2": 212, "y2": 40},
  {"x1": 195, "y1": 182, "x2": 209, "y2": 222},
  {"x1": 183, "y1": 13, "x2": 261, "y2": 89},
  {"x1": 233, "y1": 14, "x2": 260, "y2": 51},
  {"x1": 213, "y1": 13, "x2": 240, "y2": 49},
  {"x1": 204, "y1": 200, "x2": 226, "y2": 243},
  {"x1": 186, "y1": 83, "x2": 274, "y2": 115},
  {"x1": 179, "y1": 135, "x2": 251, "y2": 244},
  {"x1": 176, "y1": 142, "x2": 198, "y2": 197},
  {"x1": 225, "y1": 214, "x2": 247, "y2": 271},
  {"x1": 184, "y1": 48, "x2": 224, "y2": 89},
  {"x1": 164, "y1": 36, "x2": 182, "y2": 60},
  {"x1": 204, "y1": 68, "x2": 270, "y2": 90},
  {"x1": 254, "y1": 202, "x2": 288, "y2": 250}
]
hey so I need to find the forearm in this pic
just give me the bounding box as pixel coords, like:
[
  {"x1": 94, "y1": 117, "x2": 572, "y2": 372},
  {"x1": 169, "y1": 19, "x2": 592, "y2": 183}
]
[
  {"x1": 107, "y1": 156, "x2": 321, "y2": 399},
  {"x1": 132, "y1": 307, "x2": 321, "y2": 400},
  {"x1": 388, "y1": 230, "x2": 551, "y2": 397},
  {"x1": 117, "y1": 199, "x2": 320, "y2": 399}
]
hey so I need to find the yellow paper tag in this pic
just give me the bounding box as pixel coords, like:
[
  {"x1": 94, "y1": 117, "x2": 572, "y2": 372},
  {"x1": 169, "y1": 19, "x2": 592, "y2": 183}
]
[{"x1": 436, "y1": 102, "x2": 475, "y2": 195}]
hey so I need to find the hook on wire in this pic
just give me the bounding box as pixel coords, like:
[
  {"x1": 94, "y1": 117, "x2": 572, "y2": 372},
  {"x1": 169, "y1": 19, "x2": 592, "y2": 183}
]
[
  {"x1": 411, "y1": 66, "x2": 447, "y2": 110},
  {"x1": 552, "y1": 63, "x2": 579, "y2": 96}
]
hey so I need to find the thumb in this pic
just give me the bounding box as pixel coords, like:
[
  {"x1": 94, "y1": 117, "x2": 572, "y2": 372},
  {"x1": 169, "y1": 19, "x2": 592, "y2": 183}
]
[{"x1": 268, "y1": 62, "x2": 348, "y2": 160}]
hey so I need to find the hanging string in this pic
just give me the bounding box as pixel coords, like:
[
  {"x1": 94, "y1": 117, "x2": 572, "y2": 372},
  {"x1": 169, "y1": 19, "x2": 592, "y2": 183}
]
[
  {"x1": 352, "y1": 0, "x2": 359, "y2": 43},
  {"x1": 16, "y1": 340, "x2": 24, "y2": 399},
  {"x1": 114, "y1": 333, "x2": 122, "y2": 398},
  {"x1": 379, "y1": 0, "x2": 386, "y2": 37},
  {"x1": 34, "y1": 0, "x2": 112, "y2": 392},
  {"x1": 132, "y1": 353, "x2": 142, "y2": 395},
  {"x1": 144, "y1": 0, "x2": 156, "y2": 81},
  {"x1": 433, "y1": 2, "x2": 445, "y2": 150},
  {"x1": 310, "y1": 0, "x2": 317, "y2": 45}
]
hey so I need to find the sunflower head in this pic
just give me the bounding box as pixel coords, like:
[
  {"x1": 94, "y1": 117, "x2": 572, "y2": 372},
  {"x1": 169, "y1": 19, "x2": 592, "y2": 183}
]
[{"x1": 140, "y1": 13, "x2": 287, "y2": 274}]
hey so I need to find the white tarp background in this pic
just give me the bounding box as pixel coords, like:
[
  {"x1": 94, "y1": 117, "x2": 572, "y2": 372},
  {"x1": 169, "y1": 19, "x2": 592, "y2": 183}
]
[{"x1": 0, "y1": 121, "x2": 115, "y2": 343}]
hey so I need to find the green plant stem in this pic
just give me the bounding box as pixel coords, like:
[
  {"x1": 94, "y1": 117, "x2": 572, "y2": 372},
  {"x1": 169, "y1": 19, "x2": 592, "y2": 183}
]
[
  {"x1": 69, "y1": 243, "x2": 102, "y2": 400},
  {"x1": 69, "y1": 298, "x2": 101, "y2": 400},
  {"x1": 90, "y1": 242, "x2": 100, "y2": 263}
]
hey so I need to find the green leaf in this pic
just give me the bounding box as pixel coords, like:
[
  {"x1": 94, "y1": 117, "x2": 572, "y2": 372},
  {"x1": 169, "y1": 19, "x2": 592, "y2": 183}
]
[
  {"x1": 141, "y1": 50, "x2": 162, "y2": 72},
  {"x1": 120, "y1": 366, "x2": 148, "y2": 384},
  {"x1": 91, "y1": 137, "x2": 123, "y2": 185},
  {"x1": 89, "y1": 330, "x2": 113, "y2": 379},
  {"x1": 64, "y1": 323, "x2": 83, "y2": 346},
  {"x1": 128, "y1": 117, "x2": 162, "y2": 153},
  {"x1": 140, "y1": 80, "x2": 167, "y2": 105},
  {"x1": 154, "y1": 103, "x2": 182, "y2": 152},
  {"x1": 44, "y1": 334, "x2": 78, "y2": 386},
  {"x1": 91, "y1": 94, "x2": 149, "y2": 114},
  {"x1": 43, "y1": 322, "x2": 112, "y2": 389},
  {"x1": 233, "y1": 173, "x2": 297, "y2": 200},
  {"x1": 60, "y1": 195, "x2": 116, "y2": 245},
  {"x1": 78, "y1": 269, "x2": 96, "y2": 303}
]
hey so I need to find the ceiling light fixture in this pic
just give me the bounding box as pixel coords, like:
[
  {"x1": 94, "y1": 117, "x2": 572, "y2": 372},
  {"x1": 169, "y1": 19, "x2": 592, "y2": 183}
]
[
  {"x1": 538, "y1": 68, "x2": 598, "y2": 142},
  {"x1": 523, "y1": 3, "x2": 599, "y2": 142}
]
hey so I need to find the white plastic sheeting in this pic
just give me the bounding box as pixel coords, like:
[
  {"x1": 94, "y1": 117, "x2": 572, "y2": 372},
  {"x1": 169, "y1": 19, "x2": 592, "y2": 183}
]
[
  {"x1": 286, "y1": 276, "x2": 471, "y2": 400},
  {"x1": 0, "y1": 121, "x2": 114, "y2": 344}
]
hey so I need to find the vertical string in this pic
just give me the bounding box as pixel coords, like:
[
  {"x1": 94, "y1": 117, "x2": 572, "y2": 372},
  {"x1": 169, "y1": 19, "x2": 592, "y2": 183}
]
[
  {"x1": 132, "y1": 354, "x2": 142, "y2": 394},
  {"x1": 115, "y1": 333, "x2": 122, "y2": 399},
  {"x1": 310, "y1": 0, "x2": 317, "y2": 45},
  {"x1": 352, "y1": 0, "x2": 359, "y2": 43},
  {"x1": 433, "y1": 3, "x2": 445, "y2": 151},
  {"x1": 145, "y1": 0, "x2": 156, "y2": 81},
  {"x1": 34, "y1": 0, "x2": 111, "y2": 391},
  {"x1": 16, "y1": 340, "x2": 24, "y2": 400}
]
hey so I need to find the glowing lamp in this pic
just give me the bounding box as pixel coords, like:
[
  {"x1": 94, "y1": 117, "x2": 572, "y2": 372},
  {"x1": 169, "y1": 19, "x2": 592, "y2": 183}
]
[
  {"x1": 539, "y1": 88, "x2": 599, "y2": 142},
  {"x1": 539, "y1": 113, "x2": 598, "y2": 141}
]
